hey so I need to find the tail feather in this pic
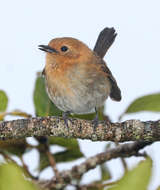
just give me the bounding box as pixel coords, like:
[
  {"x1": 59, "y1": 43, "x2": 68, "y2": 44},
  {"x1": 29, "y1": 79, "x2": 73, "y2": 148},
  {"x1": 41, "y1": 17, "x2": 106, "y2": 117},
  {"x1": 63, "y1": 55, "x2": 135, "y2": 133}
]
[
  {"x1": 93, "y1": 27, "x2": 117, "y2": 58},
  {"x1": 94, "y1": 27, "x2": 121, "y2": 101}
]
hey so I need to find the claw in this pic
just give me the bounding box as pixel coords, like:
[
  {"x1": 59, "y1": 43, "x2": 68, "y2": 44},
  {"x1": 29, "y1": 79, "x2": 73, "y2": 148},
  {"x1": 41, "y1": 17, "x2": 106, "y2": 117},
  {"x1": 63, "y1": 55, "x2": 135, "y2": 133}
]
[
  {"x1": 92, "y1": 108, "x2": 99, "y2": 131},
  {"x1": 62, "y1": 111, "x2": 71, "y2": 128}
]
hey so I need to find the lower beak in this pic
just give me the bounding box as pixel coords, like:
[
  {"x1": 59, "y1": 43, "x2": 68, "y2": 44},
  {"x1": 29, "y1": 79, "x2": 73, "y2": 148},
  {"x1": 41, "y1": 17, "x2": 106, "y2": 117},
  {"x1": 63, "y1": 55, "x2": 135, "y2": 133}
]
[{"x1": 38, "y1": 45, "x2": 58, "y2": 53}]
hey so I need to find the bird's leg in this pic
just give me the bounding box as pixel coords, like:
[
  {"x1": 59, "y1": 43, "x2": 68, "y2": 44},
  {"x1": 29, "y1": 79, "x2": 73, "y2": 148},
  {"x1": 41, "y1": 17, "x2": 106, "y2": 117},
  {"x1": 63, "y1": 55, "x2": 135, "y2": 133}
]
[
  {"x1": 92, "y1": 107, "x2": 99, "y2": 130},
  {"x1": 62, "y1": 111, "x2": 71, "y2": 128}
]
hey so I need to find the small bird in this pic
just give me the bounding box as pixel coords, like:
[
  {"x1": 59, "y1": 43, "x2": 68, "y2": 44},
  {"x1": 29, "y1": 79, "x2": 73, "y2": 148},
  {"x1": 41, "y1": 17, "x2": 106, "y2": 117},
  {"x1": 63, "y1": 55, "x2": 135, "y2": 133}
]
[{"x1": 39, "y1": 27, "x2": 121, "y2": 126}]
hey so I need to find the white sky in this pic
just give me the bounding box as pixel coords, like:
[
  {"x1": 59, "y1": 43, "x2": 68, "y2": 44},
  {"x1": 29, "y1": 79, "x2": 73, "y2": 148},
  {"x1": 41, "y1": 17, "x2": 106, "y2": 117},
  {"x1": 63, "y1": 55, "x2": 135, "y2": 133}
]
[{"x1": 0, "y1": 0, "x2": 160, "y2": 189}]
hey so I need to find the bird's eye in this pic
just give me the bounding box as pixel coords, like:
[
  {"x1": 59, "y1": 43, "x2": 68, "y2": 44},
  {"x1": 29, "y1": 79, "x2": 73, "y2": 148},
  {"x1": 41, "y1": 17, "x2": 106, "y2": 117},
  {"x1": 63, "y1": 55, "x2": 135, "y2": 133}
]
[{"x1": 61, "y1": 46, "x2": 68, "y2": 52}]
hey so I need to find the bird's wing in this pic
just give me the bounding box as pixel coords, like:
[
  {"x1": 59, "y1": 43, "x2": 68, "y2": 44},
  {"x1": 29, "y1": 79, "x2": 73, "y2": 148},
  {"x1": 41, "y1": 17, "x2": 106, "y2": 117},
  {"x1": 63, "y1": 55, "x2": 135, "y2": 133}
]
[
  {"x1": 100, "y1": 60, "x2": 121, "y2": 101},
  {"x1": 94, "y1": 27, "x2": 121, "y2": 101},
  {"x1": 93, "y1": 27, "x2": 117, "y2": 58}
]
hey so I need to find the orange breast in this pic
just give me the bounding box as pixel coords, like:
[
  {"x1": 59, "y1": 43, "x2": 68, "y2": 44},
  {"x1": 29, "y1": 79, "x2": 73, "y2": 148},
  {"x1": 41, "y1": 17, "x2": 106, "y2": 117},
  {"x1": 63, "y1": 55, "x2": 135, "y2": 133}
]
[{"x1": 45, "y1": 61, "x2": 76, "y2": 98}]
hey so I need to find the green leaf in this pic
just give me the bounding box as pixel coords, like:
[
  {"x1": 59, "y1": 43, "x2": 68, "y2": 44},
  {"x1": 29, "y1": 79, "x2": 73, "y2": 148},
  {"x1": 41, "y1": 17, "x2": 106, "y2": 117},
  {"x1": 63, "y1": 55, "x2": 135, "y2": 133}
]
[
  {"x1": 0, "y1": 90, "x2": 8, "y2": 112},
  {"x1": 48, "y1": 136, "x2": 81, "y2": 149},
  {"x1": 33, "y1": 75, "x2": 62, "y2": 117},
  {"x1": 108, "y1": 158, "x2": 152, "y2": 190},
  {"x1": 0, "y1": 163, "x2": 38, "y2": 190},
  {"x1": 54, "y1": 149, "x2": 83, "y2": 162},
  {"x1": 0, "y1": 139, "x2": 27, "y2": 156},
  {"x1": 39, "y1": 137, "x2": 84, "y2": 171},
  {"x1": 73, "y1": 106, "x2": 105, "y2": 121},
  {"x1": 124, "y1": 93, "x2": 160, "y2": 114}
]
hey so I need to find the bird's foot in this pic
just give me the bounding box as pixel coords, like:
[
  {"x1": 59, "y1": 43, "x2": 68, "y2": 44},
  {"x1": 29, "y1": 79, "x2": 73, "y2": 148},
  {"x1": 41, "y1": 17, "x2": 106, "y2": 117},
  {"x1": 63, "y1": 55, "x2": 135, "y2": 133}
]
[
  {"x1": 62, "y1": 111, "x2": 71, "y2": 128},
  {"x1": 92, "y1": 112, "x2": 99, "y2": 131}
]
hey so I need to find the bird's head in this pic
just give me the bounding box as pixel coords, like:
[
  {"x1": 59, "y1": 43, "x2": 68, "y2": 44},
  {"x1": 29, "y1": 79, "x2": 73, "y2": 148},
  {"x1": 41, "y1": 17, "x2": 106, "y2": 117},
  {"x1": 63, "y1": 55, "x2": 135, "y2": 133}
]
[{"x1": 39, "y1": 37, "x2": 93, "y2": 65}]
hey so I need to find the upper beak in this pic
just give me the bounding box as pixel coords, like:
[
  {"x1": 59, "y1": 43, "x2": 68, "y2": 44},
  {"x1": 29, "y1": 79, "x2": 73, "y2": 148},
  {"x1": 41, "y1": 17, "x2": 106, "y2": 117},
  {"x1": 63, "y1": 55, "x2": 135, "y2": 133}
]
[{"x1": 38, "y1": 45, "x2": 58, "y2": 53}]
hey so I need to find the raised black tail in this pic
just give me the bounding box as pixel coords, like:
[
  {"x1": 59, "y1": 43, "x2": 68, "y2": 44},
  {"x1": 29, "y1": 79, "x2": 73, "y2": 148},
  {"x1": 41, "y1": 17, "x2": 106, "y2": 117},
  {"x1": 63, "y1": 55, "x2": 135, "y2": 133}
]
[{"x1": 93, "y1": 27, "x2": 117, "y2": 58}]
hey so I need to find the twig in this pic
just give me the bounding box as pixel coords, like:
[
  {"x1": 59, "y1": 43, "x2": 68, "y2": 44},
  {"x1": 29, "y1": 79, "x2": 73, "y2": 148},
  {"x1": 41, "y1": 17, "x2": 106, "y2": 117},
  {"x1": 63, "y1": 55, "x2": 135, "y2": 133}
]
[
  {"x1": 0, "y1": 151, "x2": 17, "y2": 164},
  {"x1": 20, "y1": 157, "x2": 38, "y2": 180},
  {"x1": 115, "y1": 142, "x2": 128, "y2": 172},
  {"x1": 0, "y1": 110, "x2": 32, "y2": 119},
  {"x1": 39, "y1": 141, "x2": 151, "y2": 189},
  {"x1": 44, "y1": 145, "x2": 62, "y2": 181},
  {"x1": 35, "y1": 136, "x2": 61, "y2": 181}
]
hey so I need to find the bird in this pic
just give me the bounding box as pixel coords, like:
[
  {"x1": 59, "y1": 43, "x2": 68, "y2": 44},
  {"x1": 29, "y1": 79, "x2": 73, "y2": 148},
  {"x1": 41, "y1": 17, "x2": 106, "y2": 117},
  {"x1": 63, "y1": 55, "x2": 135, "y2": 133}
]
[{"x1": 39, "y1": 27, "x2": 121, "y2": 127}]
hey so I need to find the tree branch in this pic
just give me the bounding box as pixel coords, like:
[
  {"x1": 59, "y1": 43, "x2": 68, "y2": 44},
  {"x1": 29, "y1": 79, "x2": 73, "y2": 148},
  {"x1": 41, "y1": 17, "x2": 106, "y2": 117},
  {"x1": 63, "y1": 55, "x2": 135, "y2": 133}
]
[
  {"x1": 0, "y1": 116, "x2": 160, "y2": 142},
  {"x1": 39, "y1": 141, "x2": 151, "y2": 189}
]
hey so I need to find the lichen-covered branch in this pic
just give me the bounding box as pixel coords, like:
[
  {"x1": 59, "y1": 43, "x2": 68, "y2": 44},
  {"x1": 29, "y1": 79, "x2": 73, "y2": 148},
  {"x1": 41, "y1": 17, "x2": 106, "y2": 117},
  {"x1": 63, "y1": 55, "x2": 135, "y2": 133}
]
[
  {"x1": 40, "y1": 141, "x2": 151, "y2": 189},
  {"x1": 0, "y1": 116, "x2": 160, "y2": 141}
]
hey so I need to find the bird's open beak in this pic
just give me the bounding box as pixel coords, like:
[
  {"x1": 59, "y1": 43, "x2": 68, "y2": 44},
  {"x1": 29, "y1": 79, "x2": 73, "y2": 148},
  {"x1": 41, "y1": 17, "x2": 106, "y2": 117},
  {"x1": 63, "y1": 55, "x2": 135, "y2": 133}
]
[{"x1": 38, "y1": 45, "x2": 58, "y2": 53}]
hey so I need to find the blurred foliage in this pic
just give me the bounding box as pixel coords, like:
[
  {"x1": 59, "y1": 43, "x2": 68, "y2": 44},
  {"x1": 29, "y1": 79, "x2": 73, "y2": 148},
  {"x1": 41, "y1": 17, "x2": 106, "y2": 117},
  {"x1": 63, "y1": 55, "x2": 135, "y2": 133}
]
[
  {"x1": 74, "y1": 106, "x2": 105, "y2": 121},
  {"x1": 39, "y1": 137, "x2": 83, "y2": 171},
  {"x1": 99, "y1": 143, "x2": 112, "y2": 182},
  {"x1": 80, "y1": 163, "x2": 112, "y2": 190},
  {"x1": 0, "y1": 163, "x2": 38, "y2": 190},
  {"x1": 0, "y1": 90, "x2": 8, "y2": 120},
  {"x1": 0, "y1": 90, "x2": 29, "y2": 157},
  {"x1": 100, "y1": 163, "x2": 111, "y2": 181},
  {"x1": 0, "y1": 110, "x2": 31, "y2": 120},
  {"x1": 0, "y1": 139, "x2": 27, "y2": 156},
  {"x1": 48, "y1": 136, "x2": 82, "y2": 149},
  {"x1": 122, "y1": 93, "x2": 160, "y2": 117},
  {"x1": 82, "y1": 158, "x2": 152, "y2": 190},
  {"x1": 39, "y1": 149, "x2": 83, "y2": 171},
  {"x1": 0, "y1": 90, "x2": 30, "y2": 157},
  {"x1": 108, "y1": 158, "x2": 152, "y2": 190},
  {"x1": 0, "y1": 90, "x2": 8, "y2": 112},
  {"x1": 5, "y1": 110, "x2": 32, "y2": 118}
]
